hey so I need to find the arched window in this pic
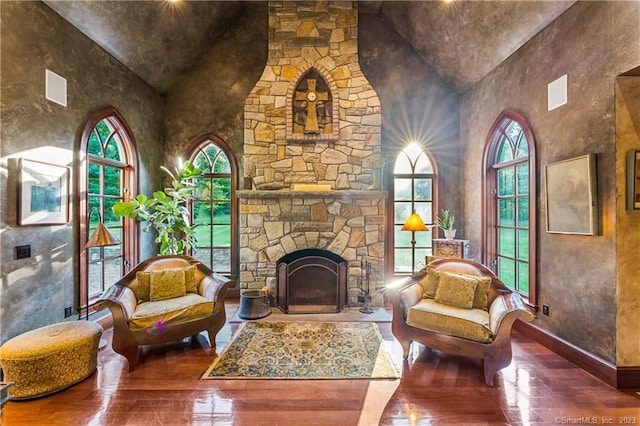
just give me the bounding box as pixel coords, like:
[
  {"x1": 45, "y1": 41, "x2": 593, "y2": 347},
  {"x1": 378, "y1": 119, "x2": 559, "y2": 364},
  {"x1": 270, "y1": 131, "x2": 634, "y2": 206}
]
[
  {"x1": 483, "y1": 111, "x2": 536, "y2": 306},
  {"x1": 188, "y1": 135, "x2": 237, "y2": 276},
  {"x1": 392, "y1": 143, "x2": 436, "y2": 275},
  {"x1": 79, "y1": 108, "x2": 138, "y2": 319}
]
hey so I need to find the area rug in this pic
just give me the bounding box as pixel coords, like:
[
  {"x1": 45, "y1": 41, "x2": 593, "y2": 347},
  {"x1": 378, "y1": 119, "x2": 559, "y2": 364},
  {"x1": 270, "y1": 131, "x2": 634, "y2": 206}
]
[{"x1": 202, "y1": 321, "x2": 400, "y2": 380}]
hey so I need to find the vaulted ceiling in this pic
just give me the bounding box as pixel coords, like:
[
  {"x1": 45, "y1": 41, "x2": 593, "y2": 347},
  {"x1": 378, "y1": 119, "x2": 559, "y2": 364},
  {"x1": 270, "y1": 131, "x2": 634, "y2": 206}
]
[{"x1": 43, "y1": 0, "x2": 576, "y2": 94}]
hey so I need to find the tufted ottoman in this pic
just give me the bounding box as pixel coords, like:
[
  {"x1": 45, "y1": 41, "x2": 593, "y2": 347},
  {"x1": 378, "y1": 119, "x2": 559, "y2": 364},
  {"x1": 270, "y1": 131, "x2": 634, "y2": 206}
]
[{"x1": 0, "y1": 321, "x2": 102, "y2": 400}]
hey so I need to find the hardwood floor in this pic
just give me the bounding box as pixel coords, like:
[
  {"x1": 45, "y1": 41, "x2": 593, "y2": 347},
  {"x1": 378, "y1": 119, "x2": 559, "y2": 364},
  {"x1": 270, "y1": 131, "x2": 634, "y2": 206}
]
[{"x1": 3, "y1": 301, "x2": 639, "y2": 425}]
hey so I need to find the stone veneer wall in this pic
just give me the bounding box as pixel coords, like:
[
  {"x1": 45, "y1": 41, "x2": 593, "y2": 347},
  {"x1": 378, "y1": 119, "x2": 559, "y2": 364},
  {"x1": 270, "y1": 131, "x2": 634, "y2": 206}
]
[
  {"x1": 239, "y1": 1, "x2": 385, "y2": 306},
  {"x1": 238, "y1": 190, "x2": 386, "y2": 306},
  {"x1": 243, "y1": 1, "x2": 382, "y2": 191}
]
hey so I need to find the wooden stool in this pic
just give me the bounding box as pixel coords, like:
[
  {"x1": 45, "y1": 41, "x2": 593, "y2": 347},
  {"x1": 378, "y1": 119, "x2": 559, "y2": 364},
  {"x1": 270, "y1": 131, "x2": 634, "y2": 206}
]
[{"x1": 0, "y1": 322, "x2": 102, "y2": 399}]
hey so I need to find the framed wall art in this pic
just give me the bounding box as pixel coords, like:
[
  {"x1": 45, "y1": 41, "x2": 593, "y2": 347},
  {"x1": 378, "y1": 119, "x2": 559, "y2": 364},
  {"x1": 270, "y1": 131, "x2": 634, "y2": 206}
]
[
  {"x1": 545, "y1": 153, "x2": 598, "y2": 235},
  {"x1": 627, "y1": 150, "x2": 640, "y2": 210},
  {"x1": 18, "y1": 158, "x2": 69, "y2": 225}
]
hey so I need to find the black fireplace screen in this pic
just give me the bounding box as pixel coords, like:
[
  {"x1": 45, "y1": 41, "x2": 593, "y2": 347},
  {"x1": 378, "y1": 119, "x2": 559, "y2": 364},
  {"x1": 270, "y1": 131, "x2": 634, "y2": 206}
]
[{"x1": 277, "y1": 249, "x2": 347, "y2": 313}]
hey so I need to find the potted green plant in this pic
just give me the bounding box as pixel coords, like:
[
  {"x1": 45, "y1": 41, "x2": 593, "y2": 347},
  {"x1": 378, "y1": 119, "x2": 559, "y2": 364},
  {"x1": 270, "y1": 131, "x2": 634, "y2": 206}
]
[
  {"x1": 436, "y1": 209, "x2": 456, "y2": 240},
  {"x1": 113, "y1": 161, "x2": 203, "y2": 255}
]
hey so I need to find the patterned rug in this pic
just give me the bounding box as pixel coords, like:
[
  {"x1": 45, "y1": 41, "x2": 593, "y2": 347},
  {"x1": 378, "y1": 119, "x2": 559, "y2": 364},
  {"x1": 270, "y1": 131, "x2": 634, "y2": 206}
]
[{"x1": 202, "y1": 321, "x2": 400, "y2": 380}]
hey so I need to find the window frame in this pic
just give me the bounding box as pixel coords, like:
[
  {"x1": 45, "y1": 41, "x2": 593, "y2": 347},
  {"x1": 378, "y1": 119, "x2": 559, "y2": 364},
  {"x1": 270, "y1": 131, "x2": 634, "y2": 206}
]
[
  {"x1": 186, "y1": 134, "x2": 238, "y2": 278},
  {"x1": 482, "y1": 110, "x2": 537, "y2": 308},
  {"x1": 78, "y1": 107, "x2": 138, "y2": 319},
  {"x1": 388, "y1": 143, "x2": 438, "y2": 277}
]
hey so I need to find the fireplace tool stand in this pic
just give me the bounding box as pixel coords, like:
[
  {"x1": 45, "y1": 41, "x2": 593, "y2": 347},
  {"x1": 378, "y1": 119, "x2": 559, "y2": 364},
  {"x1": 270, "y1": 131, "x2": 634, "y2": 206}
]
[{"x1": 359, "y1": 260, "x2": 373, "y2": 314}]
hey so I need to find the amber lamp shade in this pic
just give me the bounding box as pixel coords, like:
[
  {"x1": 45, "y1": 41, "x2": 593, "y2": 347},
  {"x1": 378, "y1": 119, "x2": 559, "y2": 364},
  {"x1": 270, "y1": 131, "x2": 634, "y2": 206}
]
[{"x1": 402, "y1": 211, "x2": 429, "y2": 274}]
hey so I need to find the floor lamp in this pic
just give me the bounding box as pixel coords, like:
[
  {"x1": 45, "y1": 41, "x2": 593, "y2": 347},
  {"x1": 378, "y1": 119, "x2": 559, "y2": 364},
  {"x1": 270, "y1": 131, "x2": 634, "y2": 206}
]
[
  {"x1": 401, "y1": 210, "x2": 428, "y2": 274},
  {"x1": 84, "y1": 209, "x2": 120, "y2": 320}
]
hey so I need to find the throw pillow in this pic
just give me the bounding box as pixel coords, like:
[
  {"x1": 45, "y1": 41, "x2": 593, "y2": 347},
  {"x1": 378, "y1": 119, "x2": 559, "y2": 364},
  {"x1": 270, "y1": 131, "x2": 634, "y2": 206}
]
[
  {"x1": 434, "y1": 272, "x2": 478, "y2": 309},
  {"x1": 418, "y1": 267, "x2": 441, "y2": 299},
  {"x1": 136, "y1": 271, "x2": 151, "y2": 303},
  {"x1": 184, "y1": 265, "x2": 199, "y2": 294},
  {"x1": 472, "y1": 275, "x2": 493, "y2": 310},
  {"x1": 149, "y1": 268, "x2": 187, "y2": 301}
]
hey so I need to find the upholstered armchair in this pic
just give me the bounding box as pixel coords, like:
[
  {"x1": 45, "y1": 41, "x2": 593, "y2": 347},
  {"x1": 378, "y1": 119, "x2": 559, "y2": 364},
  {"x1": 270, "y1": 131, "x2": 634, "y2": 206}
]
[
  {"x1": 94, "y1": 255, "x2": 234, "y2": 371},
  {"x1": 384, "y1": 258, "x2": 534, "y2": 386}
]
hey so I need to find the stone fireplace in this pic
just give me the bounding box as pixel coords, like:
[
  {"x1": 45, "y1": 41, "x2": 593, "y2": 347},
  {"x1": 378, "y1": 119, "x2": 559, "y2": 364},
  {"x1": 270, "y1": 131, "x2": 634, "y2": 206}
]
[{"x1": 239, "y1": 1, "x2": 386, "y2": 307}]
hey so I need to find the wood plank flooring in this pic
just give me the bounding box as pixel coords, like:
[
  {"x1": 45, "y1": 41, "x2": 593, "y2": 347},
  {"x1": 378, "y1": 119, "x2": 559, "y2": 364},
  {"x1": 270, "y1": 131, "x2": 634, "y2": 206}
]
[{"x1": 2, "y1": 301, "x2": 639, "y2": 425}]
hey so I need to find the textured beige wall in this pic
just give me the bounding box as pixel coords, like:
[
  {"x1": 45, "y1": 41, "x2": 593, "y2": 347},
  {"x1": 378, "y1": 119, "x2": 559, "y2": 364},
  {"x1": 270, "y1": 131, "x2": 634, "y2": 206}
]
[
  {"x1": 460, "y1": 1, "x2": 640, "y2": 363},
  {"x1": 0, "y1": 2, "x2": 164, "y2": 342},
  {"x1": 615, "y1": 76, "x2": 640, "y2": 366}
]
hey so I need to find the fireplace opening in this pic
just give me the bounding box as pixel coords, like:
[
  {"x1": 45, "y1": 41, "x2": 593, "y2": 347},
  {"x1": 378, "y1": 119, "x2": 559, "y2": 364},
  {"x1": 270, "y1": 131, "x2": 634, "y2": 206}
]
[{"x1": 277, "y1": 249, "x2": 347, "y2": 314}]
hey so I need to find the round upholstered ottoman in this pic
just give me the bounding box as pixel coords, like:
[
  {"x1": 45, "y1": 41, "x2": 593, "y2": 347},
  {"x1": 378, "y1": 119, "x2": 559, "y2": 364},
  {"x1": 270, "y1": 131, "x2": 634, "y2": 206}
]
[{"x1": 0, "y1": 321, "x2": 102, "y2": 400}]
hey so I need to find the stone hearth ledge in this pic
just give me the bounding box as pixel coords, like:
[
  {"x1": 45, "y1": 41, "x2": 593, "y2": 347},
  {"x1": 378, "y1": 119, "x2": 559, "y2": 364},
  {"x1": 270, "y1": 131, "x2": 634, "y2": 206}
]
[{"x1": 237, "y1": 190, "x2": 388, "y2": 199}]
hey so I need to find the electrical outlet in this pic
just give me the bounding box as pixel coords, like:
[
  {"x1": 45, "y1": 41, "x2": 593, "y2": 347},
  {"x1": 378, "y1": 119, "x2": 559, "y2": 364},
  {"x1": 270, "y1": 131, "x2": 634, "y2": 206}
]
[
  {"x1": 15, "y1": 245, "x2": 31, "y2": 259},
  {"x1": 64, "y1": 306, "x2": 73, "y2": 318},
  {"x1": 542, "y1": 304, "x2": 549, "y2": 316}
]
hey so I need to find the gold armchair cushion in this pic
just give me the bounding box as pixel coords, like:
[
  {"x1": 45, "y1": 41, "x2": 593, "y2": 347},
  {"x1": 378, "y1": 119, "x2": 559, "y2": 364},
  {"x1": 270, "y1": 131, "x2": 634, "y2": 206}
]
[
  {"x1": 129, "y1": 294, "x2": 214, "y2": 333},
  {"x1": 434, "y1": 272, "x2": 478, "y2": 309},
  {"x1": 149, "y1": 268, "x2": 187, "y2": 301},
  {"x1": 418, "y1": 267, "x2": 440, "y2": 298},
  {"x1": 407, "y1": 299, "x2": 493, "y2": 343}
]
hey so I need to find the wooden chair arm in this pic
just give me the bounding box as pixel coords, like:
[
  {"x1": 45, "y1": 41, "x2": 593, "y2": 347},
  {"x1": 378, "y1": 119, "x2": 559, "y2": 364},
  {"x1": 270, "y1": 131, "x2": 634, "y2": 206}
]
[
  {"x1": 490, "y1": 292, "x2": 535, "y2": 336},
  {"x1": 200, "y1": 273, "x2": 235, "y2": 315},
  {"x1": 93, "y1": 284, "x2": 137, "y2": 322}
]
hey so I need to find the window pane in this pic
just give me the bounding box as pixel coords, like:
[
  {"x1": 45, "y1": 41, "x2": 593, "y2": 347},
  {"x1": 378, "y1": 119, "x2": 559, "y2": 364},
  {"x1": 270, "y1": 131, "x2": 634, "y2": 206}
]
[
  {"x1": 88, "y1": 130, "x2": 102, "y2": 156},
  {"x1": 104, "y1": 244, "x2": 122, "y2": 259},
  {"x1": 394, "y1": 179, "x2": 412, "y2": 201},
  {"x1": 395, "y1": 225, "x2": 412, "y2": 247},
  {"x1": 96, "y1": 120, "x2": 112, "y2": 142},
  {"x1": 104, "y1": 198, "x2": 119, "y2": 225},
  {"x1": 212, "y1": 225, "x2": 231, "y2": 247},
  {"x1": 517, "y1": 262, "x2": 530, "y2": 295},
  {"x1": 498, "y1": 199, "x2": 515, "y2": 226},
  {"x1": 104, "y1": 167, "x2": 121, "y2": 196},
  {"x1": 87, "y1": 196, "x2": 101, "y2": 228},
  {"x1": 517, "y1": 229, "x2": 529, "y2": 260},
  {"x1": 517, "y1": 197, "x2": 529, "y2": 227},
  {"x1": 497, "y1": 167, "x2": 514, "y2": 196},
  {"x1": 213, "y1": 202, "x2": 231, "y2": 224},
  {"x1": 88, "y1": 262, "x2": 103, "y2": 296},
  {"x1": 498, "y1": 228, "x2": 515, "y2": 258},
  {"x1": 498, "y1": 257, "x2": 516, "y2": 290},
  {"x1": 496, "y1": 138, "x2": 513, "y2": 164},
  {"x1": 414, "y1": 152, "x2": 433, "y2": 174},
  {"x1": 193, "y1": 202, "x2": 212, "y2": 225},
  {"x1": 105, "y1": 139, "x2": 121, "y2": 161},
  {"x1": 194, "y1": 248, "x2": 211, "y2": 268},
  {"x1": 105, "y1": 258, "x2": 122, "y2": 287},
  {"x1": 393, "y1": 152, "x2": 412, "y2": 174},
  {"x1": 516, "y1": 163, "x2": 528, "y2": 195},
  {"x1": 394, "y1": 249, "x2": 412, "y2": 273},
  {"x1": 395, "y1": 202, "x2": 412, "y2": 224},
  {"x1": 414, "y1": 229, "x2": 433, "y2": 246},
  {"x1": 414, "y1": 179, "x2": 432, "y2": 201},
  {"x1": 414, "y1": 248, "x2": 430, "y2": 267},
  {"x1": 195, "y1": 225, "x2": 212, "y2": 246},
  {"x1": 194, "y1": 178, "x2": 211, "y2": 200},
  {"x1": 213, "y1": 152, "x2": 231, "y2": 174},
  {"x1": 515, "y1": 133, "x2": 529, "y2": 159},
  {"x1": 213, "y1": 248, "x2": 231, "y2": 272},
  {"x1": 88, "y1": 163, "x2": 101, "y2": 196},
  {"x1": 414, "y1": 203, "x2": 433, "y2": 225},
  {"x1": 213, "y1": 178, "x2": 231, "y2": 200},
  {"x1": 193, "y1": 154, "x2": 211, "y2": 175},
  {"x1": 505, "y1": 121, "x2": 522, "y2": 142}
]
